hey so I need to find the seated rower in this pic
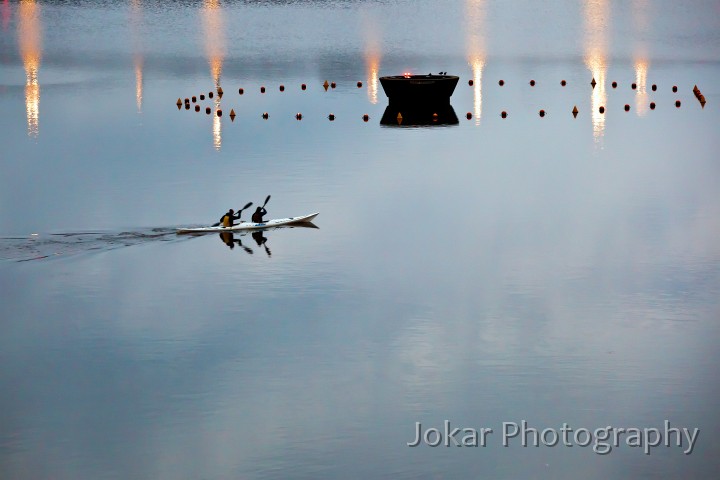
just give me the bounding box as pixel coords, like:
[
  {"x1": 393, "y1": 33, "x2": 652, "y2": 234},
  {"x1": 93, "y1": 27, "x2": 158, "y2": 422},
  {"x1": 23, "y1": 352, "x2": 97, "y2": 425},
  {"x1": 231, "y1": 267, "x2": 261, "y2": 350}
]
[
  {"x1": 251, "y1": 206, "x2": 267, "y2": 223},
  {"x1": 219, "y1": 208, "x2": 243, "y2": 227}
]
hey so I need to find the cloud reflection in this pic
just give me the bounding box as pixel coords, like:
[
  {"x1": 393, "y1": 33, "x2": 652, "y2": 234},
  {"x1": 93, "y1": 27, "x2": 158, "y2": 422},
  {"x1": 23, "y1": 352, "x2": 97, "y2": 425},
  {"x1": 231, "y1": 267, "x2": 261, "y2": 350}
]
[
  {"x1": 202, "y1": 0, "x2": 224, "y2": 150},
  {"x1": 18, "y1": 0, "x2": 42, "y2": 138},
  {"x1": 583, "y1": 0, "x2": 609, "y2": 145},
  {"x1": 465, "y1": 0, "x2": 486, "y2": 125}
]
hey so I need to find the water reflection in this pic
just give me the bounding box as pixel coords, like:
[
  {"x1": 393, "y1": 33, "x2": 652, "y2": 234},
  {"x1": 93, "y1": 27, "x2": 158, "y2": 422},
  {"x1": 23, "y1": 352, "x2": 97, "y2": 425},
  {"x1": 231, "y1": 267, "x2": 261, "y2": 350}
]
[
  {"x1": 380, "y1": 105, "x2": 459, "y2": 127},
  {"x1": 583, "y1": 0, "x2": 609, "y2": 145},
  {"x1": 465, "y1": 0, "x2": 486, "y2": 125},
  {"x1": 219, "y1": 232, "x2": 253, "y2": 253},
  {"x1": 2, "y1": 0, "x2": 10, "y2": 31},
  {"x1": 202, "y1": 0, "x2": 224, "y2": 150},
  {"x1": 130, "y1": 0, "x2": 144, "y2": 114},
  {"x1": 17, "y1": 0, "x2": 42, "y2": 138},
  {"x1": 251, "y1": 231, "x2": 271, "y2": 257},
  {"x1": 632, "y1": 0, "x2": 651, "y2": 117},
  {"x1": 361, "y1": 13, "x2": 381, "y2": 105}
]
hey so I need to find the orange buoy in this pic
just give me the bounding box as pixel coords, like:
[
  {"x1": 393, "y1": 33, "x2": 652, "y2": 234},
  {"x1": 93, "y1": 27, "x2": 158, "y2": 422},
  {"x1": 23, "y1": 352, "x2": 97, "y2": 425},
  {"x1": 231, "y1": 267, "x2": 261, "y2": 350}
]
[
  {"x1": 301, "y1": 83, "x2": 307, "y2": 90},
  {"x1": 468, "y1": 79, "x2": 474, "y2": 86},
  {"x1": 529, "y1": 79, "x2": 535, "y2": 86},
  {"x1": 296, "y1": 112, "x2": 302, "y2": 120},
  {"x1": 675, "y1": 100, "x2": 681, "y2": 108},
  {"x1": 209, "y1": 91, "x2": 214, "y2": 98},
  {"x1": 328, "y1": 113, "x2": 335, "y2": 121},
  {"x1": 396, "y1": 113, "x2": 402, "y2": 125},
  {"x1": 260, "y1": 86, "x2": 265, "y2": 93},
  {"x1": 624, "y1": 104, "x2": 630, "y2": 111},
  {"x1": 200, "y1": 94, "x2": 205, "y2": 100},
  {"x1": 572, "y1": 105, "x2": 578, "y2": 118},
  {"x1": 217, "y1": 87, "x2": 223, "y2": 97},
  {"x1": 631, "y1": 83, "x2": 637, "y2": 90},
  {"x1": 650, "y1": 102, "x2": 656, "y2": 110},
  {"x1": 176, "y1": 98, "x2": 182, "y2": 109},
  {"x1": 466, "y1": 112, "x2": 472, "y2": 119},
  {"x1": 591, "y1": 78, "x2": 596, "y2": 88},
  {"x1": 262, "y1": 112, "x2": 269, "y2": 119},
  {"x1": 185, "y1": 104, "x2": 190, "y2": 110},
  {"x1": 217, "y1": 109, "x2": 222, "y2": 117},
  {"x1": 195, "y1": 105, "x2": 200, "y2": 112},
  {"x1": 611, "y1": 81, "x2": 617, "y2": 88},
  {"x1": 279, "y1": 85, "x2": 284, "y2": 92},
  {"x1": 599, "y1": 106, "x2": 605, "y2": 114},
  {"x1": 539, "y1": 109, "x2": 546, "y2": 117},
  {"x1": 239, "y1": 88, "x2": 244, "y2": 95},
  {"x1": 501, "y1": 111, "x2": 507, "y2": 118},
  {"x1": 499, "y1": 79, "x2": 504, "y2": 86},
  {"x1": 191, "y1": 96, "x2": 197, "y2": 103},
  {"x1": 672, "y1": 85, "x2": 678, "y2": 93},
  {"x1": 561, "y1": 80, "x2": 566, "y2": 86},
  {"x1": 230, "y1": 109, "x2": 236, "y2": 121},
  {"x1": 651, "y1": 84, "x2": 657, "y2": 91},
  {"x1": 432, "y1": 112, "x2": 439, "y2": 121},
  {"x1": 363, "y1": 114, "x2": 369, "y2": 122},
  {"x1": 206, "y1": 107, "x2": 211, "y2": 114},
  {"x1": 323, "y1": 80, "x2": 329, "y2": 91},
  {"x1": 330, "y1": 82, "x2": 336, "y2": 89}
]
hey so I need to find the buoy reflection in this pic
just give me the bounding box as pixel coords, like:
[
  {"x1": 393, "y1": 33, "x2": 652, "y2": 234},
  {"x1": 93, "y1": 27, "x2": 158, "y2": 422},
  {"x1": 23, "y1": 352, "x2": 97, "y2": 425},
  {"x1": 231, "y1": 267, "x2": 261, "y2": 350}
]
[
  {"x1": 465, "y1": 0, "x2": 486, "y2": 125},
  {"x1": 202, "y1": 0, "x2": 225, "y2": 151},
  {"x1": 584, "y1": 0, "x2": 609, "y2": 145},
  {"x1": 18, "y1": 0, "x2": 42, "y2": 138}
]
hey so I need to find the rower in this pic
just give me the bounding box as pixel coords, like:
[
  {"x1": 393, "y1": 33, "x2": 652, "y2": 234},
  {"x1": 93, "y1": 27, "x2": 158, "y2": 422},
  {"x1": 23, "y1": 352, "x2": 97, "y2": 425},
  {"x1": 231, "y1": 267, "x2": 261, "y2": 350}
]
[
  {"x1": 219, "y1": 208, "x2": 243, "y2": 227},
  {"x1": 251, "y1": 206, "x2": 267, "y2": 223}
]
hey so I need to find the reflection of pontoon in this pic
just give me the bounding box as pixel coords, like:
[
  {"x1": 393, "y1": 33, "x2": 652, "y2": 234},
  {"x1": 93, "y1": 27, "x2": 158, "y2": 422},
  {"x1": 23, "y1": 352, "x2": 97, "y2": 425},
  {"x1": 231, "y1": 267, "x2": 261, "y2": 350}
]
[
  {"x1": 380, "y1": 105, "x2": 459, "y2": 127},
  {"x1": 379, "y1": 74, "x2": 459, "y2": 107}
]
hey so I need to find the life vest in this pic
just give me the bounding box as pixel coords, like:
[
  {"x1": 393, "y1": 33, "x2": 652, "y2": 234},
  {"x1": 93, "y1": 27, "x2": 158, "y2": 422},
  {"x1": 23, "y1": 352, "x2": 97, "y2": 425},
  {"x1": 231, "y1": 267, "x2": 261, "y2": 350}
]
[{"x1": 222, "y1": 215, "x2": 231, "y2": 227}]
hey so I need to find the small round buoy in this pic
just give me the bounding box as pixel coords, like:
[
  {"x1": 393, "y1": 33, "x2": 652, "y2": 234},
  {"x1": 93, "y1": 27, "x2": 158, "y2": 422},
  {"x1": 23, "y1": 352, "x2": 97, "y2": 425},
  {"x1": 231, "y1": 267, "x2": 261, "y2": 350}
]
[
  {"x1": 206, "y1": 107, "x2": 211, "y2": 114},
  {"x1": 501, "y1": 111, "x2": 507, "y2": 118},
  {"x1": 239, "y1": 88, "x2": 244, "y2": 95},
  {"x1": 191, "y1": 96, "x2": 197, "y2": 103},
  {"x1": 362, "y1": 114, "x2": 369, "y2": 122},
  {"x1": 675, "y1": 100, "x2": 681, "y2": 108},
  {"x1": 328, "y1": 113, "x2": 335, "y2": 121},
  {"x1": 301, "y1": 84, "x2": 307, "y2": 90},
  {"x1": 217, "y1": 87, "x2": 223, "y2": 97},
  {"x1": 330, "y1": 82, "x2": 336, "y2": 89},
  {"x1": 432, "y1": 112, "x2": 439, "y2": 121},
  {"x1": 262, "y1": 112, "x2": 269, "y2": 119},
  {"x1": 260, "y1": 86, "x2": 265, "y2": 93},
  {"x1": 611, "y1": 81, "x2": 617, "y2": 88},
  {"x1": 650, "y1": 102, "x2": 656, "y2": 110},
  {"x1": 279, "y1": 85, "x2": 284, "y2": 92},
  {"x1": 466, "y1": 112, "x2": 472, "y2": 119},
  {"x1": 672, "y1": 85, "x2": 678, "y2": 93},
  {"x1": 539, "y1": 109, "x2": 545, "y2": 117},
  {"x1": 296, "y1": 112, "x2": 302, "y2": 120},
  {"x1": 185, "y1": 98, "x2": 190, "y2": 103},
  {"x1": 631, "y1": 83, "x2": 637, "y2": 90},
  {"x1": 561, "y1": 80, "x2": 566, "y2": 86},
  {"x1": 209, "y1": 91, "x2": 214, "y2": 98},
  {"x1": 217, "y1": 109, "x2": 222, "y2": 117},
  {"x1": 499, "y1": 79, "x2": 504, "y2": 86},
  {"x1": 624, "y1": 104, "x2": 630, "y2": 111},
  {"x1": 200, "y1": 94, "x2": 205, "y2": 100},
  {"x1": 468, "y1": 79, "x2": 474, "y2": 86},
  {"x1": 357, "y1": 81, "x2": 362, "y2": 88},
  {"x1": 599, "y1": 106, "x2": 605, "y2": 114},
  {"x1": 185, "y1": 104, "x2": 190, "y2": 110},
  {"x1": 651, "y1": 84, "x2": 657, "y2": 91},
  {"x1": 530, "y1": 79, "x2": 535, "y2": 86},
  {"x1": 195, "y1": 105, "x2": 200, "y2": 112}
]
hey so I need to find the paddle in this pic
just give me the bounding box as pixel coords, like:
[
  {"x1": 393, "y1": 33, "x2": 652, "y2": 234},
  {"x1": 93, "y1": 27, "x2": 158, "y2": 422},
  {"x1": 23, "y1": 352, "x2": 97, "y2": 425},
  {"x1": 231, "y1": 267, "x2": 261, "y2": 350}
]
[{"x1": 211, "y1": 201, "x2": 254, "y2": 227}]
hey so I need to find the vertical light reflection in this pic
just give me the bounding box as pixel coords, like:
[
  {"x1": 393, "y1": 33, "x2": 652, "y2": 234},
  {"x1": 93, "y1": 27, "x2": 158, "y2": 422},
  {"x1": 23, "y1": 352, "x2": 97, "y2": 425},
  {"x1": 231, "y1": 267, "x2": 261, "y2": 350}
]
[
  {"x1": 130, "y1": 0, "x2": 143, "y2": 114},
  {"x1": 361, "y1": 14, "x2": 381, "y2": 105},
  {"x1": 632, "y1": 0, "x2": 650, "y2": 117},
  {"x1": 2, "y1": 0, "x2": 11, "y2": 31},
  {"x1": 202, "y1": 0, "x2": 224, "y2": 151},
  {"x1": 583, "y1": 0, "x2": 609, "y2": 145},
  {"x1": 465, "y1": 0, "x2": 486, "y2": 125},
  {"x1": 18, "y1": 0, "x2": 42, "y2": 138}
]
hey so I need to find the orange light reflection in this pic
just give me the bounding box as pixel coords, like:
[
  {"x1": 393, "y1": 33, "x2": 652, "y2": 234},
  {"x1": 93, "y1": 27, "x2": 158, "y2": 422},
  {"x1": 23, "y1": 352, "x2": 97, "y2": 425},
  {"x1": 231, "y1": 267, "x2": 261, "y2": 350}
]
[
  {"x1": 18, "y1": 0, "x2": 41, "y2": 138},
  {"x1": 583, "y1": 0, "x2": 609, "y2": 145},
  {"x1": 202, "y1": 0, "x2": 224, "y2": 151}
]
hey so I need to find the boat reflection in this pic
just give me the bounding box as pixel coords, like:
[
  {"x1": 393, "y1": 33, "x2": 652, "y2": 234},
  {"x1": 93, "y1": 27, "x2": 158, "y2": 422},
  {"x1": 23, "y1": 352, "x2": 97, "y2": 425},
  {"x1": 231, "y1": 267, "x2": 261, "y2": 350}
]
[
  {"x1": 380, "y1": 105, "x2": 459, "y2": 128},
  {"x1": 218, "y1": 222, "x2": 318, "y2": 253},
  {"x1": 18, "y1": 0, "x2": 42, "y2": 138}
]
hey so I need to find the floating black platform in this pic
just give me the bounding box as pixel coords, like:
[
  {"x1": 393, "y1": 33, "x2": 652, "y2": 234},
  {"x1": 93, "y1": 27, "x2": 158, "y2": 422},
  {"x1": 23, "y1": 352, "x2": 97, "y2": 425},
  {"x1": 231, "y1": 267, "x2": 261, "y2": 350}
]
[{"x1": 379, "y1": 74, "x2": 459, "y2": 107}]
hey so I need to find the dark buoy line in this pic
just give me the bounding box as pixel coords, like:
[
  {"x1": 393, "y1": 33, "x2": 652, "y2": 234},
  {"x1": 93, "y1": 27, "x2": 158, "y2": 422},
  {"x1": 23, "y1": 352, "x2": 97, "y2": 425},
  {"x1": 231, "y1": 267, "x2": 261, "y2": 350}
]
[
  {"x1": 650, "y1": 102, "x2": 656, "y2": 110},
  {"x1": 217, "y1": 109, "x2": 222, "y2": 117},
  {"x1": 279, "y1": 85, "x2": 285, "y2": 92},
  {"x1": 260, "y1": 86, "x2": 265, "y2": 93},
  {"x1": 357, "y1": 81, "x2": 363, "y2": 88},
  {"x1": 651, "y1": 84, "x2": 657, "y2": 91},
  {"x1": 468, "y1": 79, "x2": 474, "y2": 86},
  {"x1": 599, "y1": 106, "x2": 605, "y2": 114},
  {"x1": 675, "y1": 100, "x2": 681, "y2": 108},
  {"x1": 466, "y1": 112, "x2": 472, "y2": 120},
  {"x1": 328, "y1": 113, "x2": 335, "y2": 121},
  {"x1": 499, "y1": 79, "x2": 504, "y2": 86},
  {"x1": 205, "y1": 107, "x2": 211, "y2": 114},
  {"x1": 262, "y1": 112, "x2": 269, "y2": 119},
  {"x1": 672, "y1": 85, "x2": 678, "y2": 93},
  {"x1": 239, "y1": 88, "x2": 244, "y2": 95},
  {"x1": 631, "y1": 83, "x2": 637, "y2": 90},
  {"x1": 301, "y1": 83, "x2": 307, "y2": 90},
  {"x1": 195, "y1": 105, "x2": 200, "y2": 112},
  {"x1": 363, "y1": 114, "x2": 369, "y2": 122},
  {"x1": 295, "y1": 113, "x2": 302, "y2": 120}
]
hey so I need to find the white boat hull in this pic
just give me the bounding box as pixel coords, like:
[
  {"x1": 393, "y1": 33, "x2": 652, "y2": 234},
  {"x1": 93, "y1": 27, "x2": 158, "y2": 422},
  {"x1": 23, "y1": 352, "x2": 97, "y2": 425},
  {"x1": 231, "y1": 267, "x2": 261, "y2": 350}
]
[{"x1": 177, "y1": 212, "x2": 319, "y2": 234}]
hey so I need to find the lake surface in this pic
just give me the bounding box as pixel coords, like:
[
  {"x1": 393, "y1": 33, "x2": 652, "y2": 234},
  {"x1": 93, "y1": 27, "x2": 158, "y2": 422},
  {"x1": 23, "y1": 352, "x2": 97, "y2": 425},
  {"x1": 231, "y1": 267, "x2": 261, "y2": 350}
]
[{"x1": 1, "y1": 1, "x2": 720, "y2": 478}]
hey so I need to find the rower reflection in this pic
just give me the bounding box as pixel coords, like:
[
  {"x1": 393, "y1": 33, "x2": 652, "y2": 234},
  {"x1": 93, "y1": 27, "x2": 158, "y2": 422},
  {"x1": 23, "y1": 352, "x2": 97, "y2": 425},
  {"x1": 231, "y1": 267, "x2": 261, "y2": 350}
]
[
  {"x1": 252, "y1": 231, "x2": 271, "y2": 257},
  {"x1": 219, "y1": 232, "x2": 253, "y2": 254},
  {"x1": 380, "y1": 105, "x2": 459, "y2": 127}
]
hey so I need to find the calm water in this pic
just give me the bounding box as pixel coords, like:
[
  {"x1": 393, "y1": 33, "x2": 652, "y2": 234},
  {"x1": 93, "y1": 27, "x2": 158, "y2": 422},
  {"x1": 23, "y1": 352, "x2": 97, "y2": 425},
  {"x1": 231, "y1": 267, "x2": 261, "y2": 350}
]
[{"x1": 1, "y1": 1, "x2": 720, "y2": 478}]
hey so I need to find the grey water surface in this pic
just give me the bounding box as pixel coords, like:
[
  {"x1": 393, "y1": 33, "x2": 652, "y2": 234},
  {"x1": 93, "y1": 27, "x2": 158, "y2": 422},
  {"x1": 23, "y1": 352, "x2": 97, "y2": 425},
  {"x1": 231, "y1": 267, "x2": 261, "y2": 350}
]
[{"x1": 1, "y1": 1, "x2": 720, "y2": 479}]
